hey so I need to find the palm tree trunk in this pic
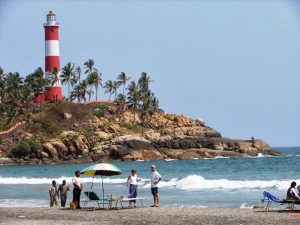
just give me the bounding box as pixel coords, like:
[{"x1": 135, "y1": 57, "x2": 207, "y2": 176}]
[
  {"x1": 68, "y1": 82, "x2": 70, "y2": 101},
  {"x1": 95, "y1": 85, "x2": 98, "y2": 100}
]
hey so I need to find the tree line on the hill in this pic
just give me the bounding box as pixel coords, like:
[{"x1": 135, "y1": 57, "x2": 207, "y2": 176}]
[{"x1": 0, "y1": 59, "x2": 160, "y2": 130}]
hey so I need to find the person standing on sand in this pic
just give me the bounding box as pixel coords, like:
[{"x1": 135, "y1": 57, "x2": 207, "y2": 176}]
[
  {"x1": 72, "y1": 171, "x2": 82, "y2": 209},
  {"x1": 127, "y1": 169, "x2": 141, "y2": 208},
  {"x1": 287, "y1": 181, "x2": 300, "y2": 202},
  {"x1": 49, "y1": 180, "x2": 59, "y2": 207},
  {"x1": 58, "y1": 180, "x2": 69, "y2": 207},
  {"x1": 150, "y1": 165, "x2": 162, "y2": 207}
]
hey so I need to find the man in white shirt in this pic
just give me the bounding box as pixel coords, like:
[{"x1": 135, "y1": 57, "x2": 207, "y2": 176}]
[
  {"x1": 150, "y1": 165, "x2": 162, "y2": 207},
  {"x1": 72, "y1": 171, "x2": 82, "y2": 209}
]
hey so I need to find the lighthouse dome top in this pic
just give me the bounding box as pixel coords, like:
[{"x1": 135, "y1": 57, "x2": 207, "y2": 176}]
[{"x1": 44, "y1": 10, "x2": 59, "y2": 27}]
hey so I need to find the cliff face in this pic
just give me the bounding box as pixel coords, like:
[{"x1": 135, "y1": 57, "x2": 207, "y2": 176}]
[{"x1": 0, "y1": 103, "x2": 281, "y2": 164}]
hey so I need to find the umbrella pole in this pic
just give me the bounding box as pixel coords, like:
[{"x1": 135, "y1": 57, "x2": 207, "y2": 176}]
[
  {"x1": 91, "y1": 175, "x2": 95, "y2": 190},
  {"x1": 102, "y1": 176, "x2": 104, "y2": 208}
]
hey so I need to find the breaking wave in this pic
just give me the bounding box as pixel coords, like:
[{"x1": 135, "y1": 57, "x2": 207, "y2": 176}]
[
  {"x1": 1, "y1": 174, "x2": 298, "y2": 191},
  {"x1": 142, "y1": 174, "x2": 298, "y2": 190}
]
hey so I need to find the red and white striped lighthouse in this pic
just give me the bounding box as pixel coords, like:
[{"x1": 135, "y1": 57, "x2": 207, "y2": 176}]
[{"x1": 44, "y1": 10, "x2": 62, "y2": 101}]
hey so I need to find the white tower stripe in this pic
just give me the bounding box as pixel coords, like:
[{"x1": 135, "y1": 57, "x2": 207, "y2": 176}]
[{"x1": 45, "y1": 40, "x2": 59, "y2": 56}]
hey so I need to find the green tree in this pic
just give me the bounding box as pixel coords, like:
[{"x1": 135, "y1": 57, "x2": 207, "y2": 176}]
[
  {"x1": 104, "y1": 80, "x2": 114, "y2": 100},
  {"x1": 117, "y1": 72, "x2": 130, "y2": 95},
  {"x1": 61, "y1": 62, "x2": 77, "y2": 100},
  {"x1": 75, "y1": 66, "x2": 81, "y2": 83},
  {"x1": 84, "y1": 59, "x2": 98, "y2": 75},
  {"x1": 47, "y1": 67, "x2": 60, "y2": 87},
  {"x1": 138, "y1": 72, "x2": 153, "y2": 93},
  {"x1": 87, "y1": 71, "x2": 102, "y2": 100}
]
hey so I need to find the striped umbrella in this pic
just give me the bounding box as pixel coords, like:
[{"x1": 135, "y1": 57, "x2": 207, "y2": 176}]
[
  {"x1": 80, "y1": 163, "x2": 122, "y2": 206},
  {"x1": 80, "y1": 163, "x2": 122, "y2": 176}
]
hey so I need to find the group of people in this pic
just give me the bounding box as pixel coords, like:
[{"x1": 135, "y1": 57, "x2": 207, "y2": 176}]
[
  {"x1": 49, "y1": 170, "x2": 82, "y2": 208},
  {"x1": 49, "y1": 180, "x2": 70, "y2": 207},
  {"x1": 49, "y1": 165, "x2": 162, "y2": 209},
  {"x1": 126, "y1": 165, "x2": 162, "y2": 208},
  {"x1": 287, "y1": 181, "x2": 300, "y2": 202}
]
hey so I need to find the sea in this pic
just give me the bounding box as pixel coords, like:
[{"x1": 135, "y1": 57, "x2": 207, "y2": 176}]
[{"x1": 0, "y1": 147, "x2": 299, "y2": 208}]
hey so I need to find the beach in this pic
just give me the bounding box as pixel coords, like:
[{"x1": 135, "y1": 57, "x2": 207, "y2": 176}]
[{"x1": 0, "y1": 207, "x2": 299, "y2": 225}]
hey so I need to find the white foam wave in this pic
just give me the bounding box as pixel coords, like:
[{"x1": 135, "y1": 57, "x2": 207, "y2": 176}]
[
  {"x1": 214, "y1": 156, "x2": 230, "y2": 159},
  {"x1": 0, "y1": 176, "x2": 128, "y2": 185},
  {"x1": 143, "y1": 175, "x2": 299, "y2": 190},
  {"x1": 257, "y1": 153, "x2": 264, "y2": 158},
  {"x1": 165, "y1": 159, "x2": 176, "y2": 161}
]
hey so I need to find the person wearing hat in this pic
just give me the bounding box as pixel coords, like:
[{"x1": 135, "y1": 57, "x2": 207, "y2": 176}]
[{"x1": 150, "y1": 165, "x2": 162, "y2": 207}]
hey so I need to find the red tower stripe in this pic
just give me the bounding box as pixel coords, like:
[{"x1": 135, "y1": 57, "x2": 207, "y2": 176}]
[
  {"x1": 47, "y1": 87, "x2": 63, "y2": 101},
  {"x1": 44, "y1": 26, "x2": 59, "y2": 40},
  {"x1": 45, "y1": 56, "x2": 60, "y2": 71}
]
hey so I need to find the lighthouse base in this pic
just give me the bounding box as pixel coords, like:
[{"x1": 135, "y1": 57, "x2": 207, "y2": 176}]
[
  {"x1": 47, "y1": 86, "x2": 63, "y2": 101},
  {"x1": 35, "y1": 87, "x2": 63, "y2": 103}
]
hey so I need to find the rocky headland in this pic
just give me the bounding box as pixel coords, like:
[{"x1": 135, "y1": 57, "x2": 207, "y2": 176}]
[{"x1": 0, "y1": 102, "x2": 282, "y2": 164}]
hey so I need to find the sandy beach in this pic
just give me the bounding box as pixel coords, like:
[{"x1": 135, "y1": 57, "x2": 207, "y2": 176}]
[{"x1": 0, "y1": 207, "x2": 299, "y2": 225}]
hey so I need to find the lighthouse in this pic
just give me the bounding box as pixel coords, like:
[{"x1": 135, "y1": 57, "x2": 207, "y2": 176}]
[{"x1": 44, "y1": 10, "x2": 62, "y2": 101}]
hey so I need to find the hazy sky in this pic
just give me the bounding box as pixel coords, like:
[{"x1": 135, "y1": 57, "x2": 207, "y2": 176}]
[{"x1": 0, "y1": 0, "x2": 299, "y2": 147}]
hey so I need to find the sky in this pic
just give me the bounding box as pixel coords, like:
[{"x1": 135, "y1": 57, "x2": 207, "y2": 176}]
[{"x1": 0, "y1": 0, "x2": 299, "y2": 147}]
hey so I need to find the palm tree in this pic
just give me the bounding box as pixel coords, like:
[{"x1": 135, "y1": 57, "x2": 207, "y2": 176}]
[
  {"x1": 0, "y1": 67, "x2": 4, "y2": 80},
  {"x1": 70, "y1": 84, "x2": 81, "y2": 103},
  {"x1": 127, "y1": 87, "x2": 141, "y2": 125},
  {"x1": 87, "y1": 71, "x2": 102, "y2": 100},
  {"x1": 24, "y1": 67, "x2": 46, "y2": 97},
  {"x1": 79, "y1": 79, "x2": 93, "y2": 103},
  {"x1": 115, "y1": 93, "x2": 126, "y2": 105},
  {"x1": 138, "y1": 72, "x2": 153, "y2": 93},
  {"x1": 61, "y1": 62, "x2": 77, "y2": 100},
  {"x1": 117, "y1": 72, "x2": 130, "y2": 95},
  {"x1": 75, "y1": 66, "x2": 81, "y2": 82},
  {"x1": 0, "y1": 67, "x2": 6, "y2": 103},
  {"x1": 48, "y1": 67, "x2": 60, "y2": 87},
  {"x1": 104, "y1": 80, "x2": 114, "y2": 100},
  {"x1": 112, "y1": 81, "x2": 120, "y2": 100},
  {"x1": 84, "y1": 59, "x2": 98, "y2": 75}
]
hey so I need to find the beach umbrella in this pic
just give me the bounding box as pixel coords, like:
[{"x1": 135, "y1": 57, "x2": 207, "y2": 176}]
[{"x1": 80, "y1": 163, "x2": 122, "y2": 206}]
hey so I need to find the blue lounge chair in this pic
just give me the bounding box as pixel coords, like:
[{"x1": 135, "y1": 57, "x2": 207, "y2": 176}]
[{"x1": 262, "y1": 191, "x2": 298, "y2": 211}]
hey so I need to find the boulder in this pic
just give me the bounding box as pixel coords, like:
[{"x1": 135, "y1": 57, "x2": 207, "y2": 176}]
[
  {"x1": 142, "y1": 150, "x2": 164, "y2": 160},
  {"x1": 64, "y1": 113, "x2": 72, "y2": 119},
  {"x1": 50, "y1": 139, "x2": 68, "y2": 158},
  {"x1": 0, "y1": 157, "x2": 13, "y2": 164},
  {"x1": 95, "y1": 131, "x2": 112, "y2": 141},
  {"x1": 41, "y1": 151, "x2": 49, "y2": 158},
  {"x1": 144, "y1": 130, "x2": 161, "y2": 141},
  {"x1": 42, "y1": 143, "x2": 58, "y2": 158},
  {"x1": 109, "y1": 145, "x2": 130, "y2": 158}
]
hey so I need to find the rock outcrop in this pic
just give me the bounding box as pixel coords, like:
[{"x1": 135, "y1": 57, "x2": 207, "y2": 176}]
[{"x1": 0, "y1": 103, "x2": 282, "y2": 164}]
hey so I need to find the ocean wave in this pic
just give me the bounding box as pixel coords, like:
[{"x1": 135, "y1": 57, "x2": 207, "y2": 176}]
[
  {"x1": 0, "y1": 176, "x2": 129, "y2": 185},
  {"x1": 142, "y1": 175, "x2": 299, "y2": 190},
  {"x1": 1, "y1": 175, "x2": 298, "y2": 191}
]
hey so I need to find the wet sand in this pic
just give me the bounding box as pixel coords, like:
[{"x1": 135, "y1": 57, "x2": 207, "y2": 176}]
[{"x1": 0, "y1": 207, "x2": 299, "y2": 225}]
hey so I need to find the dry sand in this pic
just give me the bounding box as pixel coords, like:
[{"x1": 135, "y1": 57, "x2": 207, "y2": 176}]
[{"x1": 0, "y1": 207, "x2": 299, "y2": 225}]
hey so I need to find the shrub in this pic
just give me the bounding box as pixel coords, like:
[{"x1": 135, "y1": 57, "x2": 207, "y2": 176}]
[
  {"x1": 66, "y1": 133, "x2": 79, "y2": 141},
  {"x1": 10, "y1": 141, "x2": 31, "y2": 158},
  {"x1": 83, "y1": 128, "x2": 95, "y2": 138},
  {"x1": 92, "y1": 105, "x2": 108, "y2": 118},
  {"x1": 104, "y1": 121, "x2": 113, "y2": 127},
  {"x1": 28, "y1": 140, "x2": 42, "y2": 153},
  {"x1": 122, "y1": 123, "x2": 144, "y2": 133}
]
